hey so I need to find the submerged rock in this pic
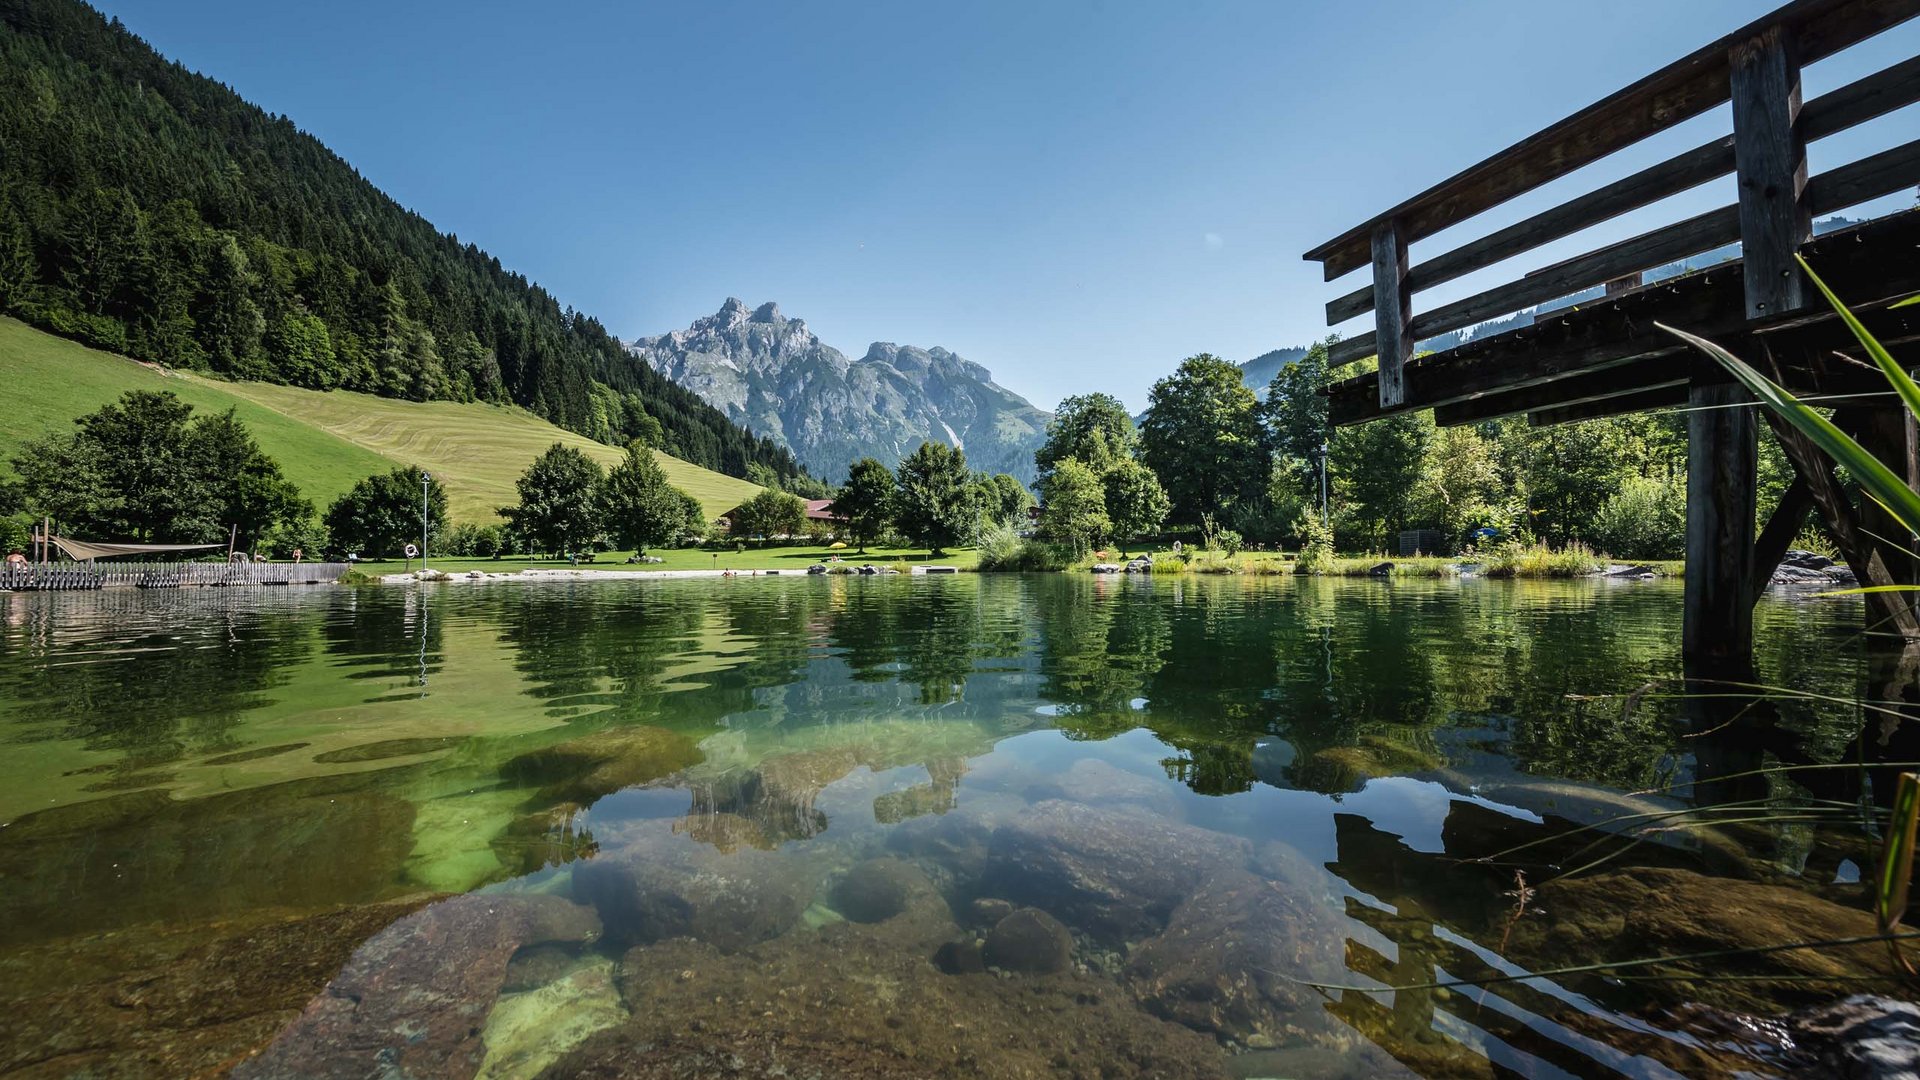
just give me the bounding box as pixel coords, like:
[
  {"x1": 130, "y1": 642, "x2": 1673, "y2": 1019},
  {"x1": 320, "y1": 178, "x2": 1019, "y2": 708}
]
[
  {"x1": 1506, "y1": 866, "x2": 1887, "y2": 1013},
  {"x1": 969, "y1": 897, "x2": 1015, "y2": 927},
  {"x1": 982, "y1": 800, "x2": 1250, "y2": 941},
  {"x1": 502, "y1": 942, "x2": 585, "y2": 993},
  {"x1": 235, "y1": 892, "x2": 601, "y2": 1079},
  {"x1": 933, "y1": 937, "x2": 987, "y2": 975},
  {"x1": 477, "y1": 955, "x2": 625, "y2": 1080},
  {"x1": 0, "y1": 894, "x2": 441, "y2": 1079},
  {"x1": 570, "y1": 828, "x2": 823, "y2": 953},
  {"x1": 571, "y1": 919, "x2": 1231, "y2": 1078},
  {"x1": 983, "y1": 908, "x2": 1073, "y2": 974},
  {"x1": 833, "y1": 857, "x2": 938, "y2": 924},
  {"x1": 1124, "y1": 866, "x2": 1341, "y2": 1042}
]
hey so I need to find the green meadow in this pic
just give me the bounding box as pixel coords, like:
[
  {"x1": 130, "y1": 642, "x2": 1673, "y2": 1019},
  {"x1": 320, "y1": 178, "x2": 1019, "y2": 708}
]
[{"x1": 0, "y1": 317, "x2": 761, "y2": 522}]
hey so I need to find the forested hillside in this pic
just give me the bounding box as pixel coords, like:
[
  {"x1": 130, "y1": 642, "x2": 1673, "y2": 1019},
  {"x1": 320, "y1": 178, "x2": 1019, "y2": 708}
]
[{"x1": 0, "y1": 0, "x2": 808, "y2": 485}]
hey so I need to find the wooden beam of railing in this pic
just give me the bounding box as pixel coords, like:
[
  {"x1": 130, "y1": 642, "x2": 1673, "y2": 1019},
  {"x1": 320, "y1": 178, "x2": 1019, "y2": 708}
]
[
  {"x1": 1372, "y1": 220, "x2": 1412, "y2": 407},
  {"x1": 1730, "y1": 25, "x2": 1812, "y2": 318},
  {"x1": 1528, "y1": 384, "x2": 1692, "y2": 426},
  {"x1": 1304, "y1": 0, "x2": 1920, "y2": 282},
  {"x1": 1433, "y1": 356, "x2": 1690, "y2": 426},
  {"x1": 1325, "y1": 136, "x2": 1920, "y2": 367},
  {"x1": 1323, "y1": 52, "x2": 1920, "y2": 326}
]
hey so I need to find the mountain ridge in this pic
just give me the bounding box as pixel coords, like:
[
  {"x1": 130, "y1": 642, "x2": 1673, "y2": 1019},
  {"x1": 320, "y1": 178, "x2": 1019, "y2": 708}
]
[{"x1": 626, "y1": 299, "x2": 1051, "y2": 482}]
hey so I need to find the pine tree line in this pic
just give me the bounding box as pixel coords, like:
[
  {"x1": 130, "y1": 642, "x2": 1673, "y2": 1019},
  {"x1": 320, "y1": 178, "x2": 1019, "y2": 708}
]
[{"x1": 0, "y1": 0, "x2": 810, "y2": 486}]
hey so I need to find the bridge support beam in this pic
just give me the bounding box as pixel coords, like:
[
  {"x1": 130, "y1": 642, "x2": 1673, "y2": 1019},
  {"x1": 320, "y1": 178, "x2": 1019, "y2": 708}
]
[{"x1": 1683, "y1": 379, "x2": 1758, "y2": 672}]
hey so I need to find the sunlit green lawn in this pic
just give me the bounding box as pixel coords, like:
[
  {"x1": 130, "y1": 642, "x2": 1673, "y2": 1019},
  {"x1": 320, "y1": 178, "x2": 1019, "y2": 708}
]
[{"x1": 384, "y1": 544, "x2": 981, "y2": 575}]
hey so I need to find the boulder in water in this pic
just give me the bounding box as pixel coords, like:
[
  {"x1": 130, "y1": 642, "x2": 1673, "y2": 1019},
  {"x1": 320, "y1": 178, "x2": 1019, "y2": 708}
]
[
  {"x1": 983, "y1": 907, "x2": 1073, "y2": 974},
  {"x1": 832, "y1": 856, "x2": 937, "y2": 924},
  {"x1": 571, "y1": 829, "x2": 822, "y2": 953},
  {"x1": 235, "y1": 892, "x2": 601, "y2": 1079},
  {"x1": 983, "y1": 799, "x2": 1250, "y2": 941}
]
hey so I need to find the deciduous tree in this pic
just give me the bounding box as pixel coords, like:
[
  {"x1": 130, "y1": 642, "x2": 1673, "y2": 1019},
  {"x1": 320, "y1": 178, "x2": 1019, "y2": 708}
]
[
  {"x1": 1140, "y1": 354, "x2": 1265, "y2": 522},
  {"x1": 893, "y1": 441, "x2": 971, "y2": 555},
  {"x1": 833, "y1": 458, "x2": 896, "y2": 553},
  {"x1": 501, "y1": 443, "x2": 605, "y2": 556},
  {"x1": 602, "y1": 442, "x2": 702, "y2": 552}
]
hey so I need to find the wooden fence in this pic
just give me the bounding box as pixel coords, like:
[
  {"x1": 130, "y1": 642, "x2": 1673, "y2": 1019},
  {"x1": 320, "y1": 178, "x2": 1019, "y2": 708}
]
[{"x1": 1, "y1": 561, "x2": 350, "y2": 591}]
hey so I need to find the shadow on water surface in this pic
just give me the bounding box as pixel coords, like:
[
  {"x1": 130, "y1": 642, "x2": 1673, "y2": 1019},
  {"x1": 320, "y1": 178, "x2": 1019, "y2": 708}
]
[{"x1": 0, "y1": 574, "x2": 1908, "y2": 1077}]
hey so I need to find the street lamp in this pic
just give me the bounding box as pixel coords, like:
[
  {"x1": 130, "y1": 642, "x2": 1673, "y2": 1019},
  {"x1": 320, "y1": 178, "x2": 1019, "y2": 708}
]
[
  {"x1": 420, "y1": 471, "x2": 432, "y2": 575},
  {"x1": 1313, "y1": 442, "x2": 1329, "y2": 526}
]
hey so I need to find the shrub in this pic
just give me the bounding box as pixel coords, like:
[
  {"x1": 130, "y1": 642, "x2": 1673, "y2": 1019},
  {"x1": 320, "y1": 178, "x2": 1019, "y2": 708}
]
[
  {"x1": 976, "y1": 523, "x2": 1072, "y2": 571},
  {"x1": 1481, "y1": 540, "x2": 1602, "y2": 578},
  {"x1": 1295, "y1": 510, "x2": 1334, "y2": 575},
  {"x1": 1589, "y1": 474, "x2": 1685, "y2": 560}
]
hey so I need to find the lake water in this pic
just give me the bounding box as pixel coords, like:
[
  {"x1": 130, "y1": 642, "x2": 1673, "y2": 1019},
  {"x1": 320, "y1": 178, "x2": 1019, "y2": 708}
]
[{"x1": 0, "y1": 575, "x2": 1896, "y2": 1078}]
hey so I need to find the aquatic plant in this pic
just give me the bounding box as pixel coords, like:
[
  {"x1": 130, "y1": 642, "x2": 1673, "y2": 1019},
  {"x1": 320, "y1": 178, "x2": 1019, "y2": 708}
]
[{"x1": 1479, "y1": 540, "x2": 1602, "y2": 578}]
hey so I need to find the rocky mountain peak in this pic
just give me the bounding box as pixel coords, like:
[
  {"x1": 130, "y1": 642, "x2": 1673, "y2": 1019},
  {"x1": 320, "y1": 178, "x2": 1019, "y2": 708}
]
[{"x1": 626, "y1": 300, "x2": 1050, "y2": 481}]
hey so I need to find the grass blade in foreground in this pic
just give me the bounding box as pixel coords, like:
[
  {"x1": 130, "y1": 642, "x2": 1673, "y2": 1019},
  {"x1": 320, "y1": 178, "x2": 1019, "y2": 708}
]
[
  {"x1": 1797, "y1": 256, "x2": 1920, "y2": 420},
  {"x1": 1880, "y1": 772, "x2": 1920, "y2": 975},
  {"x1": 1655, "y1": 322, "x2": 1920, "y2": 535}
]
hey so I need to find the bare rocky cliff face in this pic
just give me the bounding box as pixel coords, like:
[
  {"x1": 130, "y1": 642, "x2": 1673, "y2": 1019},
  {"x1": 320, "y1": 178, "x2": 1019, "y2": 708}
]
[{"x1": 626, "y1": 299, "x2": 1049, "y2": 482}]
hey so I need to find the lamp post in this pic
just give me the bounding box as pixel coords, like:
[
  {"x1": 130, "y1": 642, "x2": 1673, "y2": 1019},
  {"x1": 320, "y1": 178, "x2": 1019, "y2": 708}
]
[
  {"x1": 420, "y1": 471, "x2": 432, "y2": 575},
  {"x1": 1313, "y1": 441, "x2": 1328, "y2": 526}
]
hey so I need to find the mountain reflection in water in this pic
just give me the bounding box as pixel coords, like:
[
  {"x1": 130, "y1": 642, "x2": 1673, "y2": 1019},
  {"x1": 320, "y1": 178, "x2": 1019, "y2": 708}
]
[{"x1": 0, "y1": 575, "x2": 1892, "y2": 1078}]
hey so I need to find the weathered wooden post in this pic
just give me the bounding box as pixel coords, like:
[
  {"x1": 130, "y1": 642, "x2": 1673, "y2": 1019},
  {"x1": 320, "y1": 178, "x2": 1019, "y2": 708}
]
[
  {"x1": 1684, "y1": 382, "x2": 1758, "y2": 670},
  {"x1": 1370, "y1": 218, "x2": 1412, "y2": 409},
  {"x1": 1683, "y1": 22, "x2": 1812, "y2": 671}
]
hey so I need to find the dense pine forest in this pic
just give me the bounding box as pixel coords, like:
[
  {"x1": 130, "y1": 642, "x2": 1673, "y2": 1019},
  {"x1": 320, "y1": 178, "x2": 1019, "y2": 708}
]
[{"x1": 0, "y1": 0, "x2": 809, "y2": 485}]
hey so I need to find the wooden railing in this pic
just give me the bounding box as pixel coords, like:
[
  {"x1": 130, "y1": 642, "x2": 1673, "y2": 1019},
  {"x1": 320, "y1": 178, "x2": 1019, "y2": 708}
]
[
  {"x1": 1306, "y1": 0, "x2": 1920, "y2": 408},
  {"x1": 1, "y1": 561, "x2": 349, "y2": 590}
]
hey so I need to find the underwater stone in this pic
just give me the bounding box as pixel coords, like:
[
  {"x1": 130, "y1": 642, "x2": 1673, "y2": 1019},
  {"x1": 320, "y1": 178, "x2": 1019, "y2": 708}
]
[
  {"x1": 832, "y1": 856, "x2": 935, "y2": 924},
  {"x1": 476, "y1": 955, "x2": 626, "y2": 1080},
  {"x1": 983, "y1": 799, "x2": 1250, "y2": 941},
  {"x1": 571, "y1": 830, "x2": 821, "y2": 953},
  {"x1": 933, "y1": 937, "x2": 987, "y2": 975},
  {"x1": 969, "y1": 897, "x2": 1015, "y2": 926},
  {"x1": 501, "y1": 942, "x2": 584, "y2": 993},
  {"x1": 235, "y1": 892, "x2": 601, "y2": 1079},
  {"x1": 1124, "y1": 866, "x2": 1341, "y2": 1041},
  {"x1": 983, "y1": 908, "x2": 1073, "y2": 975}
]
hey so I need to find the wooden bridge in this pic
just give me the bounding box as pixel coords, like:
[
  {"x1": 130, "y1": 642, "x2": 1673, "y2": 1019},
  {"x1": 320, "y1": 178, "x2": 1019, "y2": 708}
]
[{"x1": 1307, "y1": 0, "x2": 1920, "y2": 670}]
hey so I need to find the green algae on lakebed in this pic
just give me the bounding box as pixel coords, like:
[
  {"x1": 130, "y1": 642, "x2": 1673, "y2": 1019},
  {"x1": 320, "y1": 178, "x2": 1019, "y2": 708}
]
[{"x1": 0, "y1": 574, "x2": 1901, "y2": 1077}]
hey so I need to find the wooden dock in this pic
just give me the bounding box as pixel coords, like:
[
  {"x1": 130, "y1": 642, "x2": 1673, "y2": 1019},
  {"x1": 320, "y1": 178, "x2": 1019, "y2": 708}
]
[
  {"x1": 1305, "y1": 0, "x2": 1920, "y2": 670},
  {"x1": 1, "y1": 561, "x2": 350, "y2": 591}
]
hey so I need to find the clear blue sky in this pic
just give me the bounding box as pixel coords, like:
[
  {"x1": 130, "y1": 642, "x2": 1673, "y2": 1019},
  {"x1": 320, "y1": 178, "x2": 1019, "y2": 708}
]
[{"x1": 95, "y1": 1, "x2": 1920, "y2": 412}]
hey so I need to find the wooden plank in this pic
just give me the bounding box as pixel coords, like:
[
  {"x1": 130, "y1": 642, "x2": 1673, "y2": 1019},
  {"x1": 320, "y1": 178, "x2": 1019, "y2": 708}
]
[
  {"x1": 1372, "y1": 219, "x2": 1412, "y2": 408},
  {"x1": 1327, "y1": 202, "x2": 1741, "y2": 366},
  {"x1": 1730, "y1": 25, "x2": 1811, "y2": 318},
  {"x1": 1528, "y1": 384, "x2": 1691, "y2": 426},
  {"x1": 1303, "y1": 0, "x2": 1920, "y2": 281},
  {"x1": 1322, "y1": 53, "x2": 1920, "y2": 326},
  {"x1": 1325, "y1": 141, "x2": 1920, "y2": 369},
  {"x1": 1324, "y1": 207, "x2": 1920, "y2": 424},
  {"x1": 1322, "y1": 137, "x2": 1736, "y2": 325},
  {"x1": 1684, "y1": 380, "x2": 1759, "y2": 670},
  {"x1": 1806, "y1": 136, "x2": 1920, "y2": 213},
  {"x1": 1434, "y1": 356, "x2": 1689, "y2": 426},
  {"x1": 1751, "y1": 475, "x2": 1815, "y2": 595},
  {"x1": 1605, "y1": 273, "x2": 1644, "y2": 296}
]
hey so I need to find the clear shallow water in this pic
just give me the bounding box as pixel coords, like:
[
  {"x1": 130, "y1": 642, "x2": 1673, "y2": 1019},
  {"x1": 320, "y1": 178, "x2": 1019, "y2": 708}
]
[{"x1": 0, "y1": 575, "x2": 1891, "y2": 1078}]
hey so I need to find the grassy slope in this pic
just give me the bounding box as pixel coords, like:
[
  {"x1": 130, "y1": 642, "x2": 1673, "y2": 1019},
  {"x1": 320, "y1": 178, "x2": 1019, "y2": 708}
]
[{"x1": 0, "y1": 317, "x2": 760, "y2": 522}]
